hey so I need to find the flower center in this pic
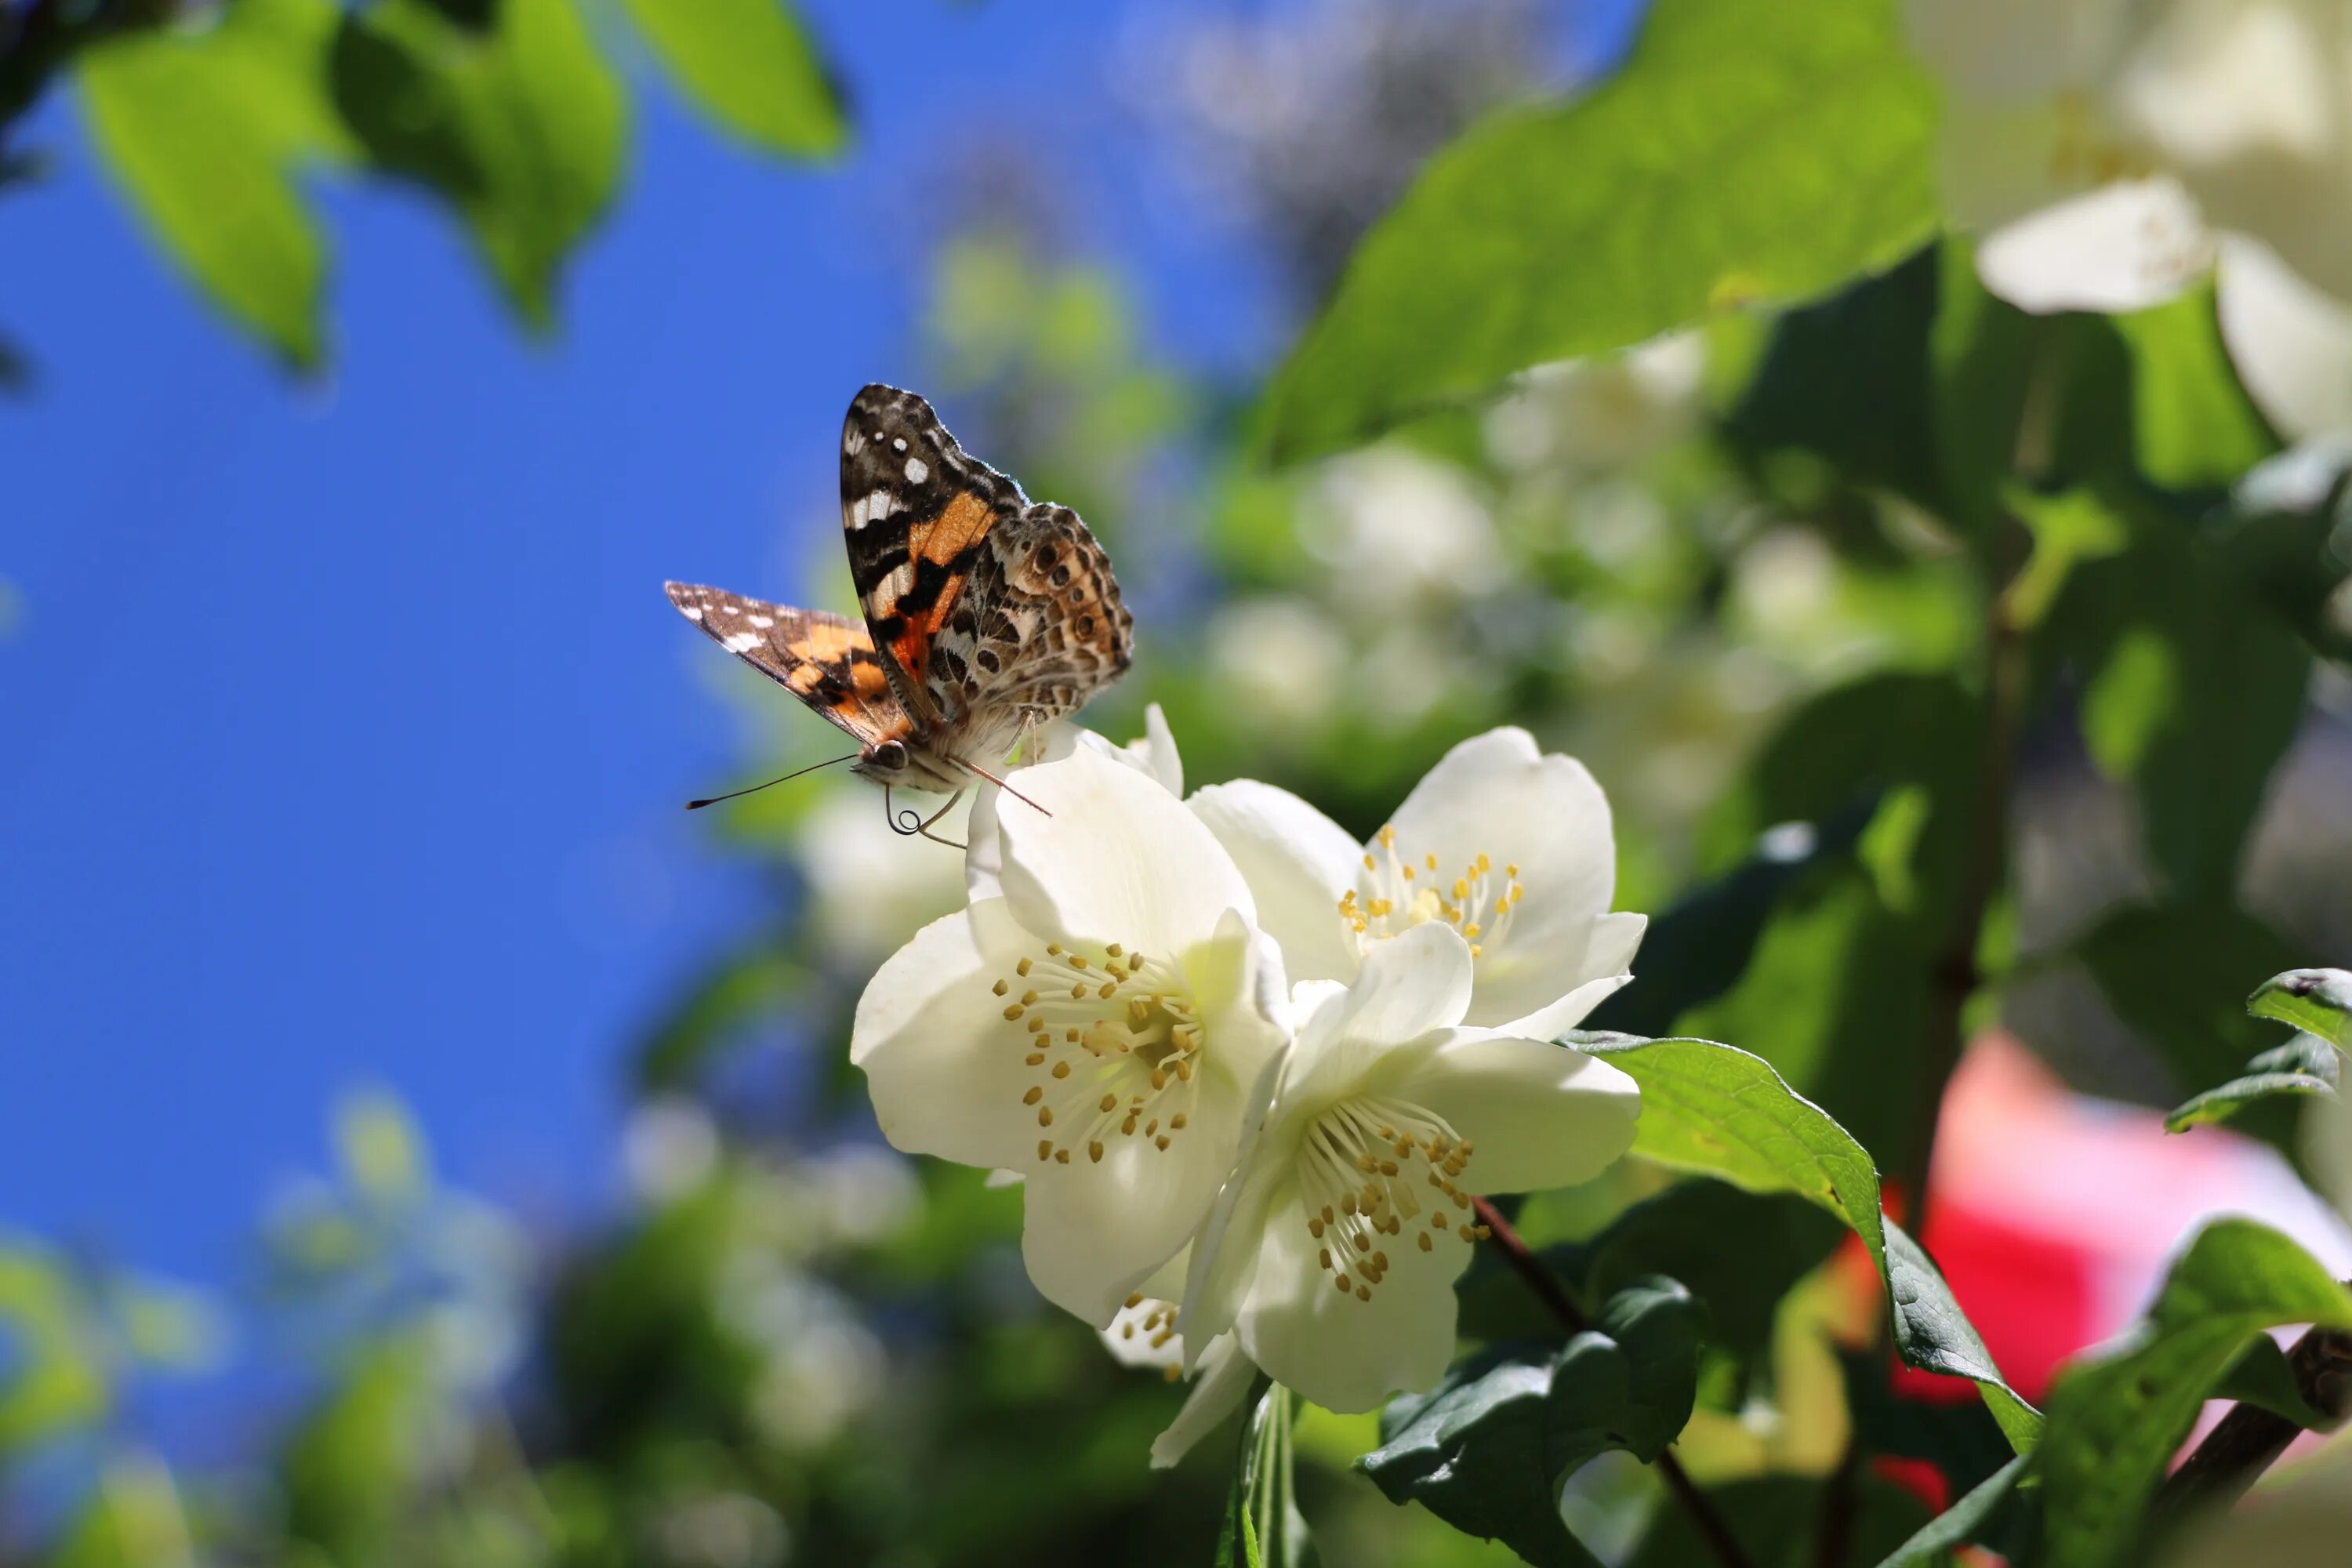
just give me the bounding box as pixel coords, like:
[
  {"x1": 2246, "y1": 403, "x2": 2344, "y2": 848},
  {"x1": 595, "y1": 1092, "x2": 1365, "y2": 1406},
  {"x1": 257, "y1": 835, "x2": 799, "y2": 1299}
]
[
  {"x1": 1294, "y1": 1097, "x2": 1488, "y2": 1304},
  {"x1": 1337, "y1": 824, "x2": 1524, "y2": 960},
  {"x1": 992, "y1": 941, "x2": 1204, "y2": 1167}
]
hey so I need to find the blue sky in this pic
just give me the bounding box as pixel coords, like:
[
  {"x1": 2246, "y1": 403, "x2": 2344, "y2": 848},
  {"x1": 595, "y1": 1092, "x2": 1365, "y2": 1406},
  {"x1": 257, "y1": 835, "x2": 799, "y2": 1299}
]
[{"x1": 0, "y1": 0, "x2": 1638, "y2": 1425}]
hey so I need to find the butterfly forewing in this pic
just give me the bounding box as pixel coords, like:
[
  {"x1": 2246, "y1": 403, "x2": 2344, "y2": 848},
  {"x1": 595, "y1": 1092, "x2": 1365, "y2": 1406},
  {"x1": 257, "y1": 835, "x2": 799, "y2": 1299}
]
[{"x1": 663, "y1": 583, "x2": 906, "y2": 746}]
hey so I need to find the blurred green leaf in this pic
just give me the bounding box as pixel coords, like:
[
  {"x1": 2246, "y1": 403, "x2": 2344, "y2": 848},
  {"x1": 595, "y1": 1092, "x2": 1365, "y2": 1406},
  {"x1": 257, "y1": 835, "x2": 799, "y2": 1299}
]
[
  {"x1": 2074, "y1": 902, "x2": 2309, "y2": 1100},
  {"x1": 331, "y1": 0, "x2": 626, "y2": 326},
  {"x1": 0, "y1": 1247, "x2": 107, "y2": 1449},
  {"x1": 1869, "y1": 1453, "x2": 2034, "y2": 1568},
  {"x1": 2219, "y1": 444, "x2": 2352, "y2": 663},
  {"x1": 78, "y1": 0, "x2": 346, "y2": 366},
  {"x1": 1578, "y1": 1033, "x2": 2042, "y2": 1450},
  {"x1": 1259, "y1": 0, "x2": 1939, "y2": 460},
  {"x1": 2111, "y1": 281, "x2": 2278, "y2": 494},
  {"x1": 2165, "y1": 1031, "x2": 2339, "y2": 1134},
  {"x1": 283, "y1": 1339, "x2": 435, "y2": 1556},
  {"x1": 2050, "y1": 495, "x2": 2310, "y2": 901},
  {"x1": 2209, "y1": 1334, "x2": 2342, "y2": 1432},
  {"x1": 50, "y1": 1453, "x2": 196, "y2": 1568},
  {"x1": 1928, "y1": 240, "x2": 2041, "y2": 535},
  {"x1": 2251, "y1": 968, "x2": 2352, "y2": 1051},
  {"x1": 1839, "y1": 1348, "x2": 2015, "y2": 1501},
  {"x1": 1360, "y1": 1279, "x2": 1698, "y2": 1568},
  {"x1": 619, "y1": 0, "x2": 842, "y2": 157},
  {"x1": 2038, "y1": 1218, "x2": 2352, "y2": 1568},
  {"x1": 1627, "y1": 1473, "x2": 1933, "y2": 1568},
  {"x1": 1217, "y1": 1382, "x2": 1313, "y2": 1568},
  {"x1": 635, "y1": 933, "x2": 806, "y2": 1092}
]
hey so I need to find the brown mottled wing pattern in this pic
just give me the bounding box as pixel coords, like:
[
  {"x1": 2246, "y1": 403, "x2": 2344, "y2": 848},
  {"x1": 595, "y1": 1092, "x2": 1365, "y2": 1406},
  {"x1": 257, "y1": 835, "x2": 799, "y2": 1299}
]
[
  {"x1": 663, "y1": 583, "x2": 907, "y2": 746},
  {"x1": 837, "y1": 384, "x2": 1132, "y2": 761}
]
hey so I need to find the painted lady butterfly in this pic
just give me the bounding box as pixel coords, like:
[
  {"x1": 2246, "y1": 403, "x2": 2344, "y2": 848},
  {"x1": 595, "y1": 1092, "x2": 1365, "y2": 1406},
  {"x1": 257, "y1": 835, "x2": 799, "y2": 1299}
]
[{"x1": 667, "y1": 385, "x2": 1134, "y2": 837}]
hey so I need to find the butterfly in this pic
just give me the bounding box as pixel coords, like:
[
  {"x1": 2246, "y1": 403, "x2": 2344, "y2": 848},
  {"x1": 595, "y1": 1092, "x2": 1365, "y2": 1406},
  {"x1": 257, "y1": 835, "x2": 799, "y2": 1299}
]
[{"x1": 666, "y1": 384, "x2": 1134, "y2": 841}]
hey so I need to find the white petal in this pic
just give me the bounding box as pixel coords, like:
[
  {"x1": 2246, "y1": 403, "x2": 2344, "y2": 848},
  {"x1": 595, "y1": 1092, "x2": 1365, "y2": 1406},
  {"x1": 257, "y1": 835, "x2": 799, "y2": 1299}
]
[
  {"x1": 1021, "y1": 1056, "x2": 1254, "y2": 1324},
  {"x1": 1185, "y1": 913, "x2": 1294, "y2": 1097},
  {"x1": 2219, "y1": 235, "x2": 2352, "y2": 440},
  {"x1": 999, "y1": 747, "x2": 1256, "y2": 959},
  {"x1": 1493, "y1": 912, "x2": 1648, "y2": 1040},
  {"x1": 1238, "y1": 1183, "x2": 1465, "y2": 1414},
  {"x1": 1283, "y1": 924, "x2": 1473, "y2": 1111},
  {"x1": 1190, "y1": 780, "x2": 1364, "y2": 985},
  {"x1": 1976, "y1": 178, "x2": 2215, "y2": 314},
  {"x1": 1393, "y1": 1034, "x2": 1642, "y2": 1196},
  {"x1": 1180, "y1": 1049, "x2": 1291, "y2": 1359},
  {"x1": 1131, "y1": 703, "x2": 1184, "y2": 797},
  {"x1": 849, "y1": 901, "x2": 1047, "y2": 1169},
  {"x1": 1150, "y1": 1334, "x2": 1255, "y2": 1469}
]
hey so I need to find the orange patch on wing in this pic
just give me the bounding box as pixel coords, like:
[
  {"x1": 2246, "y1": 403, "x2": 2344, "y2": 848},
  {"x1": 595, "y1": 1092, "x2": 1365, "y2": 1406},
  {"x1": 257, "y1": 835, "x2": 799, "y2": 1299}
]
[
  {"x1": 851, "y1": 659, "x2": 892, "y2": 702},
  {"x1": 792, "y1": 620, "x2": 863, "y2": 662},
  {"x1": 916, "y1": 489, "x2": 996, "y2": 570}
]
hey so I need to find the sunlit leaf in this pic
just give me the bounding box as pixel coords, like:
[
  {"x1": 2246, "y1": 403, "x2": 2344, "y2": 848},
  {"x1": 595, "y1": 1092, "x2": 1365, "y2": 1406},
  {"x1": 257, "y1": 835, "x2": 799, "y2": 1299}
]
[
  {"x1": 2252, "y1": 968, "x2": 2352, "y2": 1051},
  {"x1": 2166, "y1": 1031, "x2": 2339, "y2": 1134},
  {"x1": 1359, "y1": 1279, "x2": 1698, "y2": 1568},
  {"x1": 619, "y1": 0, "x2": 843, "y2": 157},
  {"x1": 2038, "y1": 1218, "x2": 2352, "y2": 1568},
  {"x1": 1577, "y1": 1033, "x2": 2042, "y2": 1450},
  {"x1": 1259, "y1": 0, "x2": 1939, "y2": 460},
  {"x1": 2111, "y1": 281, "x2": 2279, "y2": 494}
]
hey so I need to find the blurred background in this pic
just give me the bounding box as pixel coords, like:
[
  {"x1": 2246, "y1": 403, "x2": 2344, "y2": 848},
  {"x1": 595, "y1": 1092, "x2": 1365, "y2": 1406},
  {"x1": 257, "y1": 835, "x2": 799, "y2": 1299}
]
[{"x1": 5, "y1": 0, "x2": 2351, "y2": 1563}]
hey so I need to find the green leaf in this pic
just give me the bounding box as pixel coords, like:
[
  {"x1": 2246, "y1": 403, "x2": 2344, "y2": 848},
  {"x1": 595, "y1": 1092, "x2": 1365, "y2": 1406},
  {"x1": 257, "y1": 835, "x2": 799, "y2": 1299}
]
[
  {"x1": 78, "y1": 0, "x2": 345, "y2": 366},
  {"x1": 2252, "y1": 969, "x2": 2352, "y2": 1051},
  {"x1": 2038, "y1": 1218, "x2": 2352, "y2": 1568},
  {"x1": 2218, "y1": 444, "x2": 2352, "y2": 663},
  {"x1": 331, "y1": 0, "x2": 626, "y2": 326},
  {"x1": 1258, "y1": 0, "x2": 1940, "y2": 460},
  {"x1": 1627, "y1": 1474, "x2": 1933, "y2": 1568},
  {"x1": 0, "y1": 1247, "x2": 108, "y2": 1449},
  {"x1": 1927, "y1": 238, "x2": 2041, "y2": 536},
  {"x1": 1577, "y1": 1033, "x2": 2043, "y2": 1450},
  {"x1": 2075, "y1": 902, "x2": 2309, "y2": 1101},
  {"x1": 2165, "y1": 1031, "x2": 2339, "y2": 1134},
  {"x1": 1870, "y1": 1454, "x2": 2034, "y2": 1568},
  {"x1": 619, "y1": 0, "x2": 843, "y2": 157},
  {"x1": 2049, "y1": 496, "x2": 2311, "y2": 901},
  {"x1": 1839, "y1": 1348, "x2": 2015, "y2": 1501},
  {"x1": 2111, "y1": 281, "x2": 2279, "y2": 494},
  {"x1": 1359, "y1": 1279, "x2": 1700, "y2": 1568},
  {"x1": 2209, "y1": 1334, "x2": 2343, "y2": 1432}
]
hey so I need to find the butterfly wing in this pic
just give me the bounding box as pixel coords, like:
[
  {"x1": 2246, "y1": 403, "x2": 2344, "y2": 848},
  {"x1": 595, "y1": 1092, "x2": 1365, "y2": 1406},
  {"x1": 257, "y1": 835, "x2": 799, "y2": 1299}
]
[
  {"x1": 664, "y1": 582, "x2": 907, "y2": 746},
  {"x1": 837, "y1": 386, "x2": 1133, "y2": 760},
  {"x1": 838, "y1": 383, "x2": 1026, "y2": 728}
]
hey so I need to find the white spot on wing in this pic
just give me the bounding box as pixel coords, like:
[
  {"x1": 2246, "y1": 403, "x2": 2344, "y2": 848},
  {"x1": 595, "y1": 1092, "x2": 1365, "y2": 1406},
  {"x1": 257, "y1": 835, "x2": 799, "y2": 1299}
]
[
  {"x1": 721, "y1": 632, "x2": 763, "y2": 654},
  {"x1": 868, "y1": 488, "x2": 898, "y2": 521},
  {"x1": 682, "y1": 606, "x2": 704, "y2": 621},
  {"x1": 892, "y1": 437, "x2": 907, "y2": 452},
  {"x1": 905, "y1": 457, "x2": 929, "y2": 484},
  {"x1": 748, "y1": 615, "x2": 774, "y2": 628}
]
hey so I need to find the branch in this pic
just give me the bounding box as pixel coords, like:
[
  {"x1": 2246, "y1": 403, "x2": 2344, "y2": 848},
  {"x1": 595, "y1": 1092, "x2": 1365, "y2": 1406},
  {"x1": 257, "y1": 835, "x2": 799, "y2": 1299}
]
[
  {"x1": 1472, "y1": 1196, "x2": 1758, "y2": 1568},
  {"x1": 2157, "y1": 1321, "x2": 2352, "y2": 1518}
]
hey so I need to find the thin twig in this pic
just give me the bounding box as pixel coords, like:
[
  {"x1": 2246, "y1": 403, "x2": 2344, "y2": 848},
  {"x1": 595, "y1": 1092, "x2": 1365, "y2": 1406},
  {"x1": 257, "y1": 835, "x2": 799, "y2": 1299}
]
[
  {"x1": 2157, "y1": 1321, "x2": 2352, "y2": 1519},
  {"x1": 1472, "y1": 1196, "x2": 1759, "y2": 1568}
]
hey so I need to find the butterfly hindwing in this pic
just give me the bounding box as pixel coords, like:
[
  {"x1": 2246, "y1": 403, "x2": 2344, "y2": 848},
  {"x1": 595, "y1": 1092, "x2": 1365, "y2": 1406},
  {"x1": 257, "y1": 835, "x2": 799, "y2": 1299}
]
[
  {"x1": 838, "y1": 384, "x2": 1024, "y2": 722},
  {"x1": 663, "y1": 583, "x2": 906, "y2": 746}
]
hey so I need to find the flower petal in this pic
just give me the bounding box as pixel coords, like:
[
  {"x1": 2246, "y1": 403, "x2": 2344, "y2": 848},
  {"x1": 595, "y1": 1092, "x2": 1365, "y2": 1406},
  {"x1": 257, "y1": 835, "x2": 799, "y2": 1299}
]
[
  {"x1": 1183, "y1": 911, "x2": 1293, "y2": 1097},
  {"x1": 1131, "y1": 703, "x2": 1184, "y2": 796},
  {"x1": 1494, "y1": 911, "x2": 1648, "y2": 1040},
  {"x1": 1000, "y1": 746, "x2": 1256, "y2": 959},
  {"x1": 2218, "y1": 235, "x2": 2352, "y2": 441},
  {"x1": 1149, "y1": 1334, "x2": 1255, "y2": 1470},
  {"x1": 1191, "y1": 780, "x2": 1366, "y2": 985},
  {"x1": 1392, "y1": 1034, "x2": 1642, "y2": 1196},
  {"x1": 1975, "y1": 178, "x2": 2214, "y2": 314},
  {"x1": 1284, "y1": 923, "x2": 1474, "y2": 1111},
  {"x1": 1021, "y1": 1056, "x2": 1252, "y2": 1323},
  {"x1": 1179, "y1": 1048, "x2": 1290, "y2": 1359},
  {"x1": 850, "y1": 900, "x2": 1051, "y2": 1169},
  {"x1": 1237, "y1": 1181, "x2": 1464, "y2": 1414}
]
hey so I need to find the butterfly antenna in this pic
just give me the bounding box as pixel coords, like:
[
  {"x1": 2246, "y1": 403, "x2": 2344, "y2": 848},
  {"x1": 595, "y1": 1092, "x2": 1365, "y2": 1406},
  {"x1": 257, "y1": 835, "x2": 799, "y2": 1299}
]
[
  {"x1": 685, "y1": 752, "x2": 858, "y2": 810},
  {"x1": 957, "y1": 757, "x2": 1051, "y2": 819}
]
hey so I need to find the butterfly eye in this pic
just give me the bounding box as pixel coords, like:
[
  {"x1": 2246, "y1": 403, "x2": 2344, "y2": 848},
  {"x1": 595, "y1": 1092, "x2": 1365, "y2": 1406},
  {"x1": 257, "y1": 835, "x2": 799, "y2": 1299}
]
[{"x1": 872, "y1": 740, "x2": 909, "y2": 771}]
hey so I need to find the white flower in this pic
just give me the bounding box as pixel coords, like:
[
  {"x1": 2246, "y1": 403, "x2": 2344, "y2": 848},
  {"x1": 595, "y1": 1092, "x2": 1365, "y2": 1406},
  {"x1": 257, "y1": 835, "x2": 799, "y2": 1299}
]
[
  {"x1": 798, "y1": 787, "x2": 972, "y2": 959},
  {"x1": 1907, "y1": 0, "x2": 2352, "y2": 436},
  {"x1": 1178, "y1": 924, "x2": 1641, "y2": 1413},
  {"x1": 1097, "y1": 1274, "x2": 1261, "y2": 1470},
  {"x1": 1297, "y1": 448, "x2": 1504, "y2": 612},
  {"x1": 851, "y1": 742, "x2": 1288, "y2": 1323},
  {"x1": 1190, "y1": 727, "x2": 1645, "y2": 1040},
  {"x1": 1483, "y1": 331, "x2": 1708, "y2": 475}
]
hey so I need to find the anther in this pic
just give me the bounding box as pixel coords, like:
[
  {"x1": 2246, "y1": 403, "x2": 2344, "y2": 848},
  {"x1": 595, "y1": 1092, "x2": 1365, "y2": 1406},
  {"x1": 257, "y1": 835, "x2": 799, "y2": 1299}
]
[
  {"x1": 1022, "y1": 1086, "x2": 1043, "y2": 1105},
  {"x1": 1090, "y1": 1141, "x2": 1105, "y2": 1163},
  {"x1": 1051, "y1": 1062, "x2": 1071, "y2": 1079},
  {"x1": 1037, "y1": 1106, "x2": 1054, "y2": 1127},
  {"x1": 992, "y1": 978, "x2": 1009, "y2": 996}
]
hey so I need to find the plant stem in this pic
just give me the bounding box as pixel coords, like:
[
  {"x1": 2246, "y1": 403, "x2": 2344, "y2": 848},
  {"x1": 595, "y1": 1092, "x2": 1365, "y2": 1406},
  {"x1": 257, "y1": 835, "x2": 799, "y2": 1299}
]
[
  {"x1": 2156, "y1": 1319, "x2": 2352, "y2": 1517},
  {"x1": 1472, "y1": 1196, "x2": 1758, "y2": 1568}
]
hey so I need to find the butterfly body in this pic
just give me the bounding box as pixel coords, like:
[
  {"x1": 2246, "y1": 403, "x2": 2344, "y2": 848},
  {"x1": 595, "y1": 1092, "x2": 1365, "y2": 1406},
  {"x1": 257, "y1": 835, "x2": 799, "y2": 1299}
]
[{"x1": 667, "y1": 386, "x2": 1133, "y2": 802}]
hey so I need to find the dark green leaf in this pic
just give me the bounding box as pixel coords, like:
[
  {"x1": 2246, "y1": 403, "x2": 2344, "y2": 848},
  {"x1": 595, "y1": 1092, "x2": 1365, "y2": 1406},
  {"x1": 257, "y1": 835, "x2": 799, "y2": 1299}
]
[
  {"x1": 2251, "y1": 968, "x2": 2352, "y2": 1051},
  {"x1": 1870, "y1": 1454, "x2": 2034, "y2": 1568},
  {"x1": 1360, "y1": 1280, "x2": 1699, "y2": 1568},
  {"x1": 2165, "y1": 1030, "x2": 2339, "y2": 1134},
  {"x1": 619, "y1": 0, "x2": 844, "y2": 157},
  {"x1": 1577, "y1": 1033, "x2": 2043, "y2": 1450},
  {"x1": 1928, "y1": 238, "x2": 2040, "y2": 536},
  {"x1": 2218, "y1": 445, "x2": 2352, "y2": 663},
  {"x1": 331, "y1": 0, "x2": 626, "y2": 326},
  {"x1": 1259, "y1": 0, "x2": 1939, "y2": 460},
  {"x1": 2075, "y1": 902, "x2": 2310, "y2": 1098},
  {"x1": 2038, "y1": 1218, "x2": 2352, "y2": 1568},
  {"x1": 1626, "y1": 1474, "x2": 1933, "y2": 1568},
  {"x1": 2049, "y1": 495, "x2": 2310, "y2": 900},
  {"x1": 1839, "y1": 1349, "x2": 2015, "y2": 1501}
]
